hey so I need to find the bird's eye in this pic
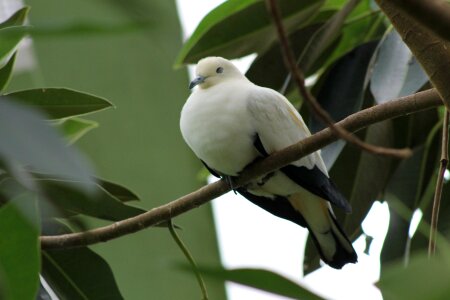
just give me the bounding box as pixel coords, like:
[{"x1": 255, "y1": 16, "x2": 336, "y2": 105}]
[{"x1": 216, "y1": 67, "x2": 224, "y2": 74}]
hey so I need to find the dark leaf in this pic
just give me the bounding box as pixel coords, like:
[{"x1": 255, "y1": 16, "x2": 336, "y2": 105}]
[
  {"x1": 382, "y1": 109, "x2": 440, "y2": 265},
  {"x1": 343, "y1": 120, "x2": 395, "y2": 234},
  {"x1": 310, "y1": 41, "x2": 379, "y2": 168},
  {"x1": 0, "y1": 51, "x2": 16, "y2": 92},
  {"x1": 42, "y1": 222, "x2": 123, "y2": 300},
  {"x1": 0, "y1": 194, "x2": 40, "y2": 300},
  {"x1": 190, "y1": 266, "x2": 324, "y2": 300},
  {"x1": 96, "y1": 178, "x2": 140, "y2": 202},
  {"x1": 36, "y1": 178, "x2": 145, "y2": 221},
  {"x1": 0, "y1": 175, "x2": 144, "y2": 221},
  {"x1": 4, "y1": 88, "x2": 113, "y2": 119},
  {"x1": 175, "y1": 0, "x2": 324, "y2": 66}
]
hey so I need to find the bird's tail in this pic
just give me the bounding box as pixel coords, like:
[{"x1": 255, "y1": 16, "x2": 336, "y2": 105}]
[{"x1": 288, "y1": 194, "x2": 357, "y2": 269}]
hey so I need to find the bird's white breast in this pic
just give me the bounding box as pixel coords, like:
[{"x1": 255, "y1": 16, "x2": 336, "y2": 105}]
[{"x1": 180, "y1": 81, "x2": 259, "y2": 175}]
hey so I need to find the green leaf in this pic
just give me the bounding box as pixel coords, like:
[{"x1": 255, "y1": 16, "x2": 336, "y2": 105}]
[
  {"x1": 4, "y1": 88, "x2": 113, "y2": 119},
  {"x1": 56, "y1": 117, "x2": 99, "y2": 144},
  {"x1": 246, "y1": 22, "x2": 326, "y2": 90},
  {"x1": 298, "y1": 0, "x2": 362, "y2": 74},
  {"x1": 319, "y1": 9, "x2": 385, "y2": 73},
  {"x1": 42, "y1": 222, "x2": 124, "y2": 300},
  {"x1": 247, "y1": 3, "x2": 383, "y2": 93},
  {"x1": 0, "y1": 7, "x2": 30, "y2": 29},
  {"x1": 0, "y1": 194, "x2": 40, "y2": 300},
  {"x1": 370, "y1": 30, "x2": 428, "y2": 104},
  {"x1": 0, "y1": 26, "x2": 29, "y2": 62},
  {"x1": 35, "y1": 178, "x2": 145, "y2": 221},
  {"x1": 0, "y1": 98, "x2": 94, "y2": 189},
  {"x1": 323, "y1": 0, "x2": 347, "y2": 10},
  {"x1": 0, "y1": 52, "x2": 17, "y2": 92},
  {"x1": 0, "y1": 174, "x2": 143, "y2": 221},
  {"x1": 310, "y1": 41, "x2": 378, "y2": 168},
  {"x1": 378, "y1": 252, "x2": 450, "y2": 300},
  {"x1": 0, "y1": 7, "x2": 30, "y2": 62},
  {"x1": 96, "y1": 178, "x2": 140, "y2": 202},
  {"x1": 192, "y1": 266, "x2": 324, "y2": 300},
  {"x1": 175, "y1": 0, "x2": 324, "y2": 66}
]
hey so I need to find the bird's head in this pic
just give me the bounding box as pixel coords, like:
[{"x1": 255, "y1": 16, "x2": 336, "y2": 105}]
[{"x1": 189, "y1": 57, "x2": 245, "y2": 90}]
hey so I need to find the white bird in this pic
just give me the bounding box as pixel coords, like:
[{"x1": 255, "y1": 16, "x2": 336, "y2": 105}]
[{"x1": 180, "y1": 57, "x2": 357, "y2": 269}]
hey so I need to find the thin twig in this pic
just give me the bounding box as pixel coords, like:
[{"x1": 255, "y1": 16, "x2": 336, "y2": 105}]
[
  {"x1": 39, "y1": 89, "x2": 443, "y2": 250},
  {"x1": 429, "y1": 109, "x2": 449, "y2": 256},
  {"x1": 266, "y1": 0, "x2": 412, "y2": 159},
  {"x1": 168, "y1": 220, "x2": 209, "y2": 300}
]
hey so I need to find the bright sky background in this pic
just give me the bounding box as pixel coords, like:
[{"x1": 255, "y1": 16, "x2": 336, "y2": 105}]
[{"x1": 175, "y1": 1, "x2": 388, "y2": 299}]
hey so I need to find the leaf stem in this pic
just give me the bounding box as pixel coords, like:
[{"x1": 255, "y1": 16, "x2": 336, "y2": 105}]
[
  {"x1": 429, "y1": 110, "x2": 449, "y2": 256},
  {"x1": 168, "y1": 220, "x2": 209, "y2": 300}
]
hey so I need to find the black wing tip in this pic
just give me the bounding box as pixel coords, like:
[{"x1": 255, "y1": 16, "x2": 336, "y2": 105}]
[{"x1": 281, "y1": 165, "x2": 352, "y2": 212}]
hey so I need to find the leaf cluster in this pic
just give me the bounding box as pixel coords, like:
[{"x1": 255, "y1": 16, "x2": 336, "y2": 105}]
[
  {"x1": 0, "y1": 8, "x2": 144, "y2": 299},
  {"x1": 174, "y1": 0, "x2": 449, "y2": 298}
]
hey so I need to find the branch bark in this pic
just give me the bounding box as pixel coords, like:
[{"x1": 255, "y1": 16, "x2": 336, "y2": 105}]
[
  {"x1": 376, "y1": 0, "x2": 450, "y2": 110},
  {"x1": 386, "y1": 0, "x2": 450, "y2": 43},
  {"x1": 40, "y1": 89, "x2": 443, "y2": 250},
  {"x1": 266, "y1": 0, "x2": 411, "y2": 159}
]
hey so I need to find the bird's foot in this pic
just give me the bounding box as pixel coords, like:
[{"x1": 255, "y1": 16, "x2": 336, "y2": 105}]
[{"x1": 223, "y1": 175, "x2": 237, "y2": 194}]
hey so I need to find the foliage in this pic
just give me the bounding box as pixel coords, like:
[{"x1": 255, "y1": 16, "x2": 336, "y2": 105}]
[
  {"x1": 1, "y1": 0, "x2": 449, "y2": 299},
  {"x1": 0, "y1": 7, "x2": 145, "y2": 299},
  {"x1": 175, "y1": 0, "x2": 448, "y2": 298}
]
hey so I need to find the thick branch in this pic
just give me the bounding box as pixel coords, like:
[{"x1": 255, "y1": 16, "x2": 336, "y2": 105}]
[
  {"x1": 40, "y1": 89, "x2": 443, "y2": 250},
  {"x1": 376, "y1": 0, "x2": 450, "y2": 110},
  {"x1": 387, "y1": 0, "x2": 450, "y2": 42},
  {"x1": 266, "y1": 0, "x2": 411, "y2": 159}
]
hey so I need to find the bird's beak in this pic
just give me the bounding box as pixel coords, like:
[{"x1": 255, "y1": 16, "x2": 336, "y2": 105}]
[{"x1": 189, "y1": 75, "x2": 206, "y2": 89}]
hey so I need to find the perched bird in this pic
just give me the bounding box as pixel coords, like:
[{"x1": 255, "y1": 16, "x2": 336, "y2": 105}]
[{"x1": 180, "y1": 57, "x2": 357, "y2": 269}]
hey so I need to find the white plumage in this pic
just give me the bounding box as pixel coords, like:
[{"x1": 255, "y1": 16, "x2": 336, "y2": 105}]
[{"x1": 180, "y1": 57, "x2": 357, "y2": 269}]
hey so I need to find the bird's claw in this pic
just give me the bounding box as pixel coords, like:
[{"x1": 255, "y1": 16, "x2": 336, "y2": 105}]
[{"x1": 224, "y1": 175, "x2": 237, "y2": 194}]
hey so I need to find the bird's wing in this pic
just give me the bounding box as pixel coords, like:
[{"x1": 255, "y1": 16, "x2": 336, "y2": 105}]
[
  {"x1": 247, "y1": 87, "x2": 351, "y2": 212},
  {"x1": 247, "y1": 86, "x2": 326, "y2": 172}
]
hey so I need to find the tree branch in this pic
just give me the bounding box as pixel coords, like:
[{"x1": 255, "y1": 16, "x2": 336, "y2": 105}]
[
  {"x1": 429, "y1": 109, "x2": 449, "y2": 256},
  {"x1": 265, "y1": 0, "x2": 412, "y2": 159},
  {"x1": 386, "y1": 0, "x2": 450, "y2": 43},
  {"x1": 40, "y1": 89, "x2": 443, "y2": 250},
  {"x1": 376, "y1": 0, "x2": 450, "y2": 110}
]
